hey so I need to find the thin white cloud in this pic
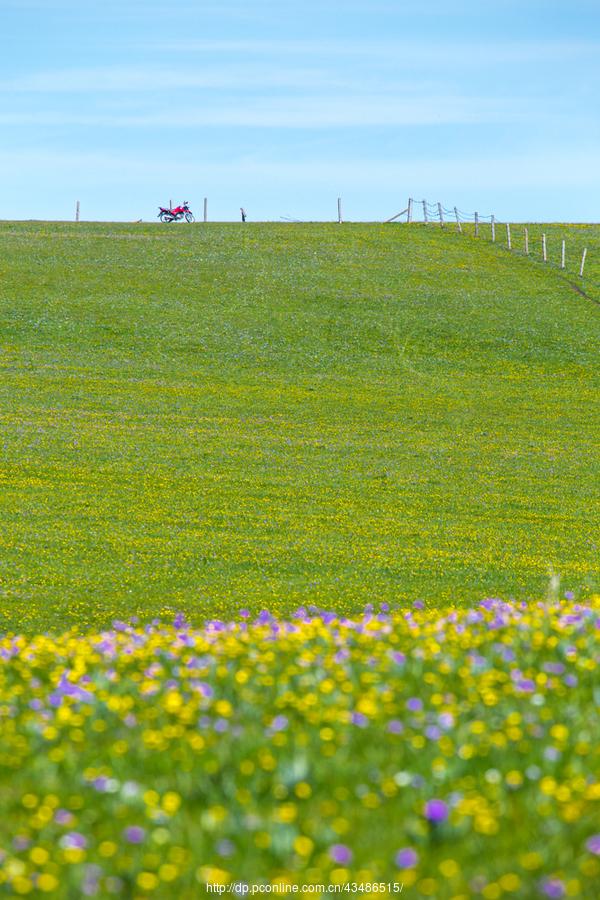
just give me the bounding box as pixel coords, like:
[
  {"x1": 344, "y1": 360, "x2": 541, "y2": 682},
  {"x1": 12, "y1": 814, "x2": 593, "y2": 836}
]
[
  {"x1": 138, "y1": 37, "x2": 600, "y2": 64},
  {"x1": 2, "y1": 37, "x2": 598, "y2": 95},
  {"x1": 0, "y1": 65, "x2": 336, "y2": 94},
  {"x1": 0, "y1": 93, "x2": 539, "y2": 128}
]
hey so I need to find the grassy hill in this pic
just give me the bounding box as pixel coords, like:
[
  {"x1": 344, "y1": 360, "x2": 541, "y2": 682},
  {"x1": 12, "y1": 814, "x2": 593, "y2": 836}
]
[{"x1": 0, "y1": 221, "x2": 598, "y2": 631}]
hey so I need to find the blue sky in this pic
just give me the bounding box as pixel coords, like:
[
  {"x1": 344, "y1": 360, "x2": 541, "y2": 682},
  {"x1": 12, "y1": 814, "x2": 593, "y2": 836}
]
[{"x1": 2, "y1": 0, "x2": 599, "y2": 222}]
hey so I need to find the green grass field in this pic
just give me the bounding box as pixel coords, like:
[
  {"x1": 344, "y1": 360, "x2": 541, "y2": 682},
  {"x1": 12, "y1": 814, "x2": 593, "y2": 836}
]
[
  {"x1": 1, "y1": 220, "x2": 599, "y2": 899},
  {"x1": 1, "y1": 221, "x2": 598, "y2": 631}
]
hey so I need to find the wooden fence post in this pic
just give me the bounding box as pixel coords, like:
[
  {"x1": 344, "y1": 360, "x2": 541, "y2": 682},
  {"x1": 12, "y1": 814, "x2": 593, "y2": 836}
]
[
  {"x1": 560, "y1": 239, "x2": 566, "y2": 269},
  {"x1": 75, "y1": 201, "x2": 80, "y2": 222},
  {"x1": 422, "y1": 200, "x2": 428, "y2": 224},
  {"x1": 506, "y1": 222, "x2": 511, "y2": 250},
  {"x1": 337, "y1": 198, "x2": 342, "y2": 224},
  {"x1": 474, "y1": 212, "x2": 479, "y2": 237},
  {"x1": 437, "y1": 202, "x2": 444, "y2": 227},
  {"x1": 542, "y1": 233, "x2": 547, "y2": 262},
  {"x1": 407, "y1": 198, "x2": 413, "y2": 223},
  {"x1": 203, "y1": 198, "x2": 208, "y2": 223},
  {"x1": 491, "y1": 215, "x2": 496, "y2": 242},
  {"x1": 580, "y1": 247, "x2": 587, "y2": 277},
  {"x1": 454, "y1": 207, "x2": 462, "y2": 233},
  {"x1": 524, "y1": 227, "x2": 529, "y2": 255}
]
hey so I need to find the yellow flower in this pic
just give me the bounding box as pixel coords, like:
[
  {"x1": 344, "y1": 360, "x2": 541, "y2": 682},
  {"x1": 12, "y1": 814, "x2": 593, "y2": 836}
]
[
  {"x1": 293, "y1": 836, "x2": 314, "y2": 857},
  {"x1": 162, "y1": 791, "x2": 181, "y2": 814},
  {"x1": 137, "y1": 872, "x2": 159, "y2": 891}
]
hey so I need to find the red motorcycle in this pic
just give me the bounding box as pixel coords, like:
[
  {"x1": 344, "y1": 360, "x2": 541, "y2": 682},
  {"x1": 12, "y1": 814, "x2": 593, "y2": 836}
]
[{"x1": 158, "y1": 201, "x2": 195, "y2": 223}]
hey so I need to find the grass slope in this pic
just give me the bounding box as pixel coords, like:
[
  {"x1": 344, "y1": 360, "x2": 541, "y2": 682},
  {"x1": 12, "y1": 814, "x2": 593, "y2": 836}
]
[{"x1": 0, "y1": 222, "x2": 598, "y2": 631}]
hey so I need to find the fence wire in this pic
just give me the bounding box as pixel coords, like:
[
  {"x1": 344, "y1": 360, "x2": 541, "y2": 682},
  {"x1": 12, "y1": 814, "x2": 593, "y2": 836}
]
[{"x1": 398, "y1": 197, "x2": 598, "y2": 298}]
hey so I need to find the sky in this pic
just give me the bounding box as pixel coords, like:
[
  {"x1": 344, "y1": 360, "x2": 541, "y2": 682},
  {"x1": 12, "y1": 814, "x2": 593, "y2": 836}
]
[{"x1": 1, "y1": 0, "x2": 599, "y2": 222}]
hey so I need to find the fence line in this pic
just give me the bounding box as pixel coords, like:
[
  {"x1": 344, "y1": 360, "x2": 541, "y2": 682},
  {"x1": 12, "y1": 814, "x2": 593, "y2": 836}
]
[{"x1": 392, "y1": 196, "x2": 595, "y2": 292}]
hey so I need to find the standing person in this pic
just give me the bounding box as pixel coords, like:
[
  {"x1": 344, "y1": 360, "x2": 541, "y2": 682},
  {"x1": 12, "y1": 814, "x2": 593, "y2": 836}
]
[{"x1": 240, "y1": 208, "x2": 247, "y2": 222}]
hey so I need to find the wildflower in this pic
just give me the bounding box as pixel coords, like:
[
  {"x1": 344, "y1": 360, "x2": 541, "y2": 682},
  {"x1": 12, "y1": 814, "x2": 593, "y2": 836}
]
[
  {"x1": 60, "y1": 832, "x2": 88, "y2": 850},
  {"x1": 329, "y1": 844, "x2": 352, "y2": 865},
  {"x1": 350, "y1": 712, "x2": 368, "y2": 727},
  {"x1": 395, "y1": 848, "x2": 419, "y2": 868},
  {"x1": 424, "y1": 799, "x2": 448, "y2": 822},
  {"x1": 585, "y1": 835, "x2": 600, "y2": 855},
  {"x1": 539, "y1": 877, "x2": 566, "y2": 898},
  {"x1": 387, "y1": 719, "x2": 404, "y2": 734},
  {"x1": 123, "y1": 826, "x2": 146, "y2": 844}
]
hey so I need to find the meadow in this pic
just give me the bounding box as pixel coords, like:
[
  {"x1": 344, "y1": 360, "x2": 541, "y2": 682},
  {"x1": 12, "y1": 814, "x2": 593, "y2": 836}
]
[
  {"x1": 0, "y1": 220, "x2": 599, "y2": 897},
  {"x1": 0, "y1": 221, "x2": 599, "y2": 631},
  {"x1": 0, "y1": 600, "x2": 599, "y2": 897}
]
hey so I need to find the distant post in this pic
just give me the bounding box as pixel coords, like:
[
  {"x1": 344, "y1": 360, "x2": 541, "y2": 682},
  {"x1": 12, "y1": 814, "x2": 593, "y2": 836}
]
[
  {"x1": 75, "y1": 201, "x2": 80, "y2": 223},
  {"x1": 454, "y1": 207, "x2": 462, "y2": 233},
  {"x1": 491, "y1": 215, "x2": 496, "y2": 242},
  {"x1": 560, "y1": 239, "x2": 566, "y2": 269},
  {"x1": 422, "y1": 200, "x2": 428, "y2": 224},
  {"x1": 437, "y1": 202, "x2": 444, "y2": 227},
  {"x1": 203, "y1": 198, "x2": 208, "y2": 223},
  {"x1": 474, "y1": 211, "x2": 479, "y2": 237},
  {"x1": 524, "y1": 227, "x2": 529, "y2": 255},
  {"x1": 506, "y1": 222, "x2": 511, "y2": 250},
  {"x1": 580, "y1": 247, "x2": 587, "y2": 277},
  {"x1": 407, "y1": 198, "x2": 413, "y2": 223},
  {"x1": 337, "y1": 197, "x2": 343, "y2": 224},
  {"x1": 542, "y1": 233, "x2": 547, "y2": 262}
]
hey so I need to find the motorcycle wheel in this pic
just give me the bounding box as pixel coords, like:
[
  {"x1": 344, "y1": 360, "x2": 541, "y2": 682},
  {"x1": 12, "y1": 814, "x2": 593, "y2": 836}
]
[
  {"x1": 185, "y1": 213, "x2": 195, "y2": 223},
  {"x1": 159, "y1": 212, "x2": 172, "y2": 223}
]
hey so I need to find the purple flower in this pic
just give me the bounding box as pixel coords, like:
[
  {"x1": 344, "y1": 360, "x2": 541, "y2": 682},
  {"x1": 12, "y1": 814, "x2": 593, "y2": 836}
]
[
  {"x1": 539, "y1": 877, "x2": 565, "y2": 899},
  {"x1": 395, "y1": 848, "x2": 418, "y2": 869},
  {"x1": 387, "y1": 719, "x2": 404, "y2": 734},
  {"x1": 92, "y1": 776, "x2": 109, "y2": 792},
  {"x1": 543, "y1": 662, "x2": 565, "y2": 675},
  {"x1": 351, "y1": 712, "x2": 368, "y2": 727},
  {"x1": 391, "y1": 652, "x2": 406, "y2": 666},
  {"x1": 82, "y1": 865, "x2": 102, "y2": 897},
  {"x1": 585, "y1": 834, "x2": 600, "y2": 855},
  {"x1": 438, "y1": 712, "x2": 455, "y2": 730},
  {"x1": 270, "y1": 715, "x2": 288, "y2": 732},
  {"x1": 424, "y1": 799, "x2": 448, "y2": 823},
  {"x1": 413, "y1": 600, "x2": 425, "y2": 610},
  {"x1": 13, "y1": 836, "x2": 31, "y2": 851},
  {"x1": 329, "y1": 844, "x2": 353, "y2": 865},
  {"x1": 123, "y1": 826, "x2": 146, "y2": 845},
  {"x1": 407, "y1": 697, "x2": 423, "y2": 712},
  {"x1": 217, "y1": 839, "x2": 234, "y2": 857},
  {"x1": 60, "y1": 832, "x2": 88, "y2": 850},
  {"x1": 54, "y1": 809, "x2": 74, "y2": 826}
]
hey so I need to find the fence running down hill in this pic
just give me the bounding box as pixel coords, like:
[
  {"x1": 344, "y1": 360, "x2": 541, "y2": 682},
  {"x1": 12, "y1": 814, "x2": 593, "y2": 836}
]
[{"x1": 386, "y1": 198, "x2": 599, "y2": 298}]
